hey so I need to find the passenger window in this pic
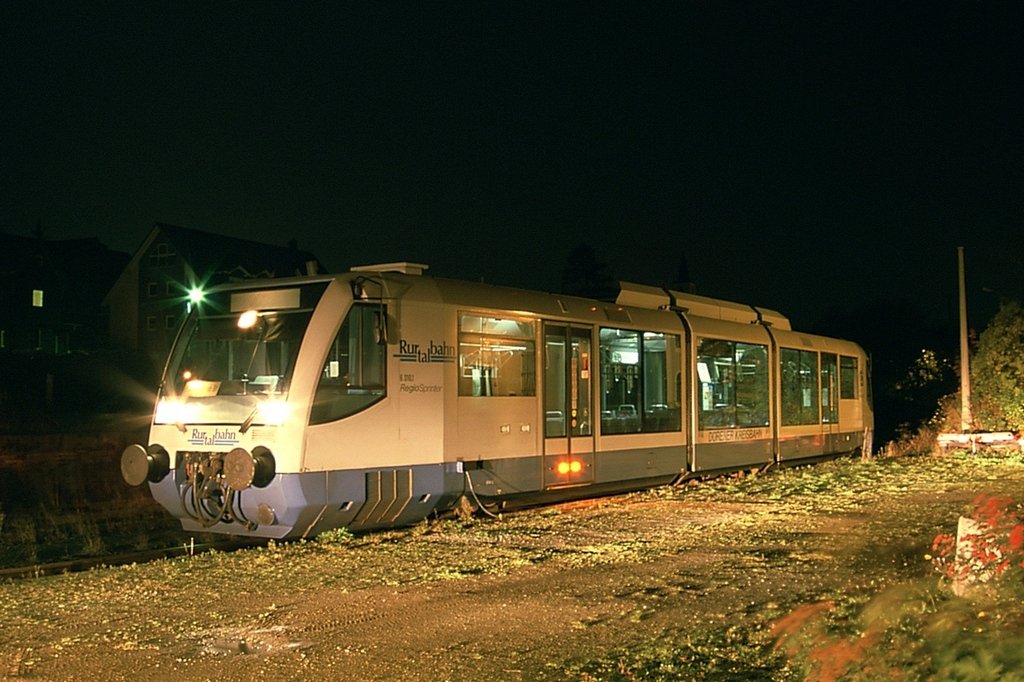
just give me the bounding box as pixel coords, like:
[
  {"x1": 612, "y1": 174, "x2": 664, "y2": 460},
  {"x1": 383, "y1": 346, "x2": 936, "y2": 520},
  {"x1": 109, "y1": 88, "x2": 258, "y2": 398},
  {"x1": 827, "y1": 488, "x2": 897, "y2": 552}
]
[
  {"x1": 840, "y1": 355, "x2": 858, "y2": 399},
  {"x1": 780, "y1": 348, "x2": 819, "y2": 426},
  {"x1": 599, "y1": 329, "x2": 681, "y2": 433},
  {"x1": 697, "y1": 338, "x2": 769, "y2": 430},
  {"x1": 309, "y1": 304, "x2": 386, "y2": 424},
  {"x1": 458, "y1": 315, "x2": 536, "y2": 396}
]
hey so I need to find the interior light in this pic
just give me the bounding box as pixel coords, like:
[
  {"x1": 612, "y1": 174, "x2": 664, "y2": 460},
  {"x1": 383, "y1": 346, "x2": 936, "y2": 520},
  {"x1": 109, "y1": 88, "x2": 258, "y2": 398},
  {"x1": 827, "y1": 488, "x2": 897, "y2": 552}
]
[
  {"x1": 238, "y1": 310, "x2": 259, "y2": 329},
  {"x1": 184, "y1": 379, "x2": 220, "y2": 397}
]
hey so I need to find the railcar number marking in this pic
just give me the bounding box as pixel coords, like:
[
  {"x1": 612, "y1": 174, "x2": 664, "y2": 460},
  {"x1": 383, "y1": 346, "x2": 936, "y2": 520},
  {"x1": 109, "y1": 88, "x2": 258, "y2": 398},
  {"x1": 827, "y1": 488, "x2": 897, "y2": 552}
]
[{"x1": 399, "y1": 371, "x2": 443, "y2": 394}]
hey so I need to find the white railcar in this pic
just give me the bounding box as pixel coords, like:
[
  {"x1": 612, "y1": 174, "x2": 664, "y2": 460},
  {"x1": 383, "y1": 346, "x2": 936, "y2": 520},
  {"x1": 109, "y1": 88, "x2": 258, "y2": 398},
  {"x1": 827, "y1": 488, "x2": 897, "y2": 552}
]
[{"x1": 122, "y1": 263, "x2": 873, "y2": 538}]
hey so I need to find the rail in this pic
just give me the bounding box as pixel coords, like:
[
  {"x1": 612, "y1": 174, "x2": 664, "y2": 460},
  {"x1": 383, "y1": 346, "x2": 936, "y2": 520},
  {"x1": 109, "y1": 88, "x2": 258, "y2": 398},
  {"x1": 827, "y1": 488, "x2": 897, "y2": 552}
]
[{"x1": 0, "y1": 538, "x2": 266, "y2": 581}]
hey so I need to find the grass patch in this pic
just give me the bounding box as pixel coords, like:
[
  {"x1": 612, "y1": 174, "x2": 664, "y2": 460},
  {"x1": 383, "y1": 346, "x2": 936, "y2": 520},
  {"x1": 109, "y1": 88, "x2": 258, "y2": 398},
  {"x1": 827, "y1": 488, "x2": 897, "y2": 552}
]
[{"x1": 4, "y1": 449, "x2": 1024, "y2": 679}]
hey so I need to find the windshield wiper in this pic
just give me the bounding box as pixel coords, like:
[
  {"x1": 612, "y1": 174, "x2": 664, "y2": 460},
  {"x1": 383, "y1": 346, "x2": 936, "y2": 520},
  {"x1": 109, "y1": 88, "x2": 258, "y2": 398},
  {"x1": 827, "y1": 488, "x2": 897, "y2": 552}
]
[{"x1": 239, "y1": 403, "x2": 259, "y2": 434}]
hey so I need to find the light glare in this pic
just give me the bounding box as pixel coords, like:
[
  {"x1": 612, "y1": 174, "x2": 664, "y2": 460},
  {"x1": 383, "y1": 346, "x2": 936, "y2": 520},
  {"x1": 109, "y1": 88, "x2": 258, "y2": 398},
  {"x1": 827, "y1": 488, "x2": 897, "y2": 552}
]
[
  {"x1": 238, "y1": 310, "x2": 259, "y2": 329},
  {"x1": 257, "y1": 400, "x2": 290, "y2": 425},
  {"x1": 154, "y1": 399, "x2": 199, "y2": 425}
]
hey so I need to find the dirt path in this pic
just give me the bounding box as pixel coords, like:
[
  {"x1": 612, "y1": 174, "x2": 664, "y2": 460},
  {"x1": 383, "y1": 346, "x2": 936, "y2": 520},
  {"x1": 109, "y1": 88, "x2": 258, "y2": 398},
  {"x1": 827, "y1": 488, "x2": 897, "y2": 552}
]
[{"x1": 3, "y1": 454, "x2": 1023, "y2": 681}]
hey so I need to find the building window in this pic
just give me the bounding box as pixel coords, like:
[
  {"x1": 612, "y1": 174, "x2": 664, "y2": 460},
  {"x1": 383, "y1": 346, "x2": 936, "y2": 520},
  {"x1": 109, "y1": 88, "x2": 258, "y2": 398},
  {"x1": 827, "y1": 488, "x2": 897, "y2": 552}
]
[
  {"x1": 166, "y1": 282, "x2": 177, "y2": 296},
  {"x1": 781, "y1": 348, "x2": 819, "y2": 426},
  {"x1": 150, "y1": 242, "x2": 175, "y2": 266},
  {"x1": 147, "y1": 282, "x2": 159, "y2": 297},
  {"x1": 146, "y1": 316, "x2": 157, "y2": 332},
  {"x1": 165, "y1": 315, "x2": 178, "y2": 330},
  {"x1": 458, "y1": 314, "x2": 535, "y2": 397},
  {"x1": 32, "y1": 289, "x2": 44, "y2": 307},
  {"x1": 697, "y1": 338, "x2": 769, "y2": 430}
]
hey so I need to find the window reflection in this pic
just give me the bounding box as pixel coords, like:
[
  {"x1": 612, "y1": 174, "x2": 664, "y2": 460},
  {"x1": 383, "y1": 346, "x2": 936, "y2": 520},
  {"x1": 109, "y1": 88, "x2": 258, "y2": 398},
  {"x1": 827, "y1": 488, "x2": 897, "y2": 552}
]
[
  {"x1": 840, "y1": 355, "x2": 858, "y2": 399},
  {"x1": 309, "y1": 304, "x2": 386, "y2": 424},
  {"x1": 697, "y1": 338, "x2": 769, "y2": 430},
  {"x1": 781, "y1": 348, "x2": 819, "y2": 426},
  {"x1": 600, "y1": 329, "x2": 681, "y2": 434},
  {"x1": 458, "y1": 314, "x2": 536, "y2": 397}
]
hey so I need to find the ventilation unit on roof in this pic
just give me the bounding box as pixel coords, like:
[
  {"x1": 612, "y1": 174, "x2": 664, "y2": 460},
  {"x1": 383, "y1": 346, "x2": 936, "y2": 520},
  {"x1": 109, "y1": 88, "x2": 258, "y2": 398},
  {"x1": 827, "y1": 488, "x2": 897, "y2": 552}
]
[{"x1": 350, "y1": 262, "x2": 429, "y2": 276}]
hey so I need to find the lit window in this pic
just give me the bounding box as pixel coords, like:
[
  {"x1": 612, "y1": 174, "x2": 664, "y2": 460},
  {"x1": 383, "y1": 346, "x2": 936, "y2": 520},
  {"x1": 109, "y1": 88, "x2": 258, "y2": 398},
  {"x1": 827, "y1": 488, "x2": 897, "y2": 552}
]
[
  {"x1": 697, "y1": 338, "x2": 769, "y2": 430},
  {"x1": 458, "y1": 314, "x2": 535, "y2": 397},
  {"x1": 598, "y1": 329, "x2": 682, "y2": 434},
  {"x1": 32, "y1": 289, "x2": 44, "y2": 307}
]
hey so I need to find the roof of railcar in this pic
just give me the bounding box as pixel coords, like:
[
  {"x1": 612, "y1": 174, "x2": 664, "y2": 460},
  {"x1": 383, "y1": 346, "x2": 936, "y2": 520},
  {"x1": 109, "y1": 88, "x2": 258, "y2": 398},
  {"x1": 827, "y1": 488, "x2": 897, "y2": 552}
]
[{"x1": 350, "y1": 262, "x2": 791, "y2": 330}]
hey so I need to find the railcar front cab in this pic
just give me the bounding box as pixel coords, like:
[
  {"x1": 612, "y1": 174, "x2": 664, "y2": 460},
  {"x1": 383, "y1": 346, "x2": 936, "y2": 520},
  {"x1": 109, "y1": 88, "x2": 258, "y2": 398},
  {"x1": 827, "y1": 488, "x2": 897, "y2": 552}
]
[{"x1": 121, "y1": 275, "x2": 396, "y2": 537}]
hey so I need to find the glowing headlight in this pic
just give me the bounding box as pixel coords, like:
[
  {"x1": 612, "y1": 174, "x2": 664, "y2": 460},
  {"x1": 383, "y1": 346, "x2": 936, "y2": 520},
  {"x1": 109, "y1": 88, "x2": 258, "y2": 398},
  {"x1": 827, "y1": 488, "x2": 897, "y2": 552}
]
[
  {"x1": 154, "y1": 399, "x2": 201, "y2": 425},
  {"x1": 238, "y1": 309, "x2": 259, "y2": 329},
  {"x1": 257, "y1": 399, "x2": 290, "y2": 425}
]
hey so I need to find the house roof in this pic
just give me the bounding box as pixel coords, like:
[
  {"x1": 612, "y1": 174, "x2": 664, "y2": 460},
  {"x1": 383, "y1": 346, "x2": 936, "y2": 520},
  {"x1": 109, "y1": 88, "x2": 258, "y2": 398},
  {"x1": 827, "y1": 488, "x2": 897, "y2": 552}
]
[
  {"x1": 102, "y1": 223, "x2": 328, "y2": 308},
  {"x1": 148, "y1": 223, "x2": 327, "y2": 281}
]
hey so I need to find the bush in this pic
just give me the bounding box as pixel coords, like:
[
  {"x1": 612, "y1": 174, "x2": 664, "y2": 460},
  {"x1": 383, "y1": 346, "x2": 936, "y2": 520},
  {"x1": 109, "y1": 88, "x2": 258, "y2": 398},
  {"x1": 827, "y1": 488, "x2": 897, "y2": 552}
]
[{"x1": 971, "y1": 301, "x2": 1024, "y2": 432}]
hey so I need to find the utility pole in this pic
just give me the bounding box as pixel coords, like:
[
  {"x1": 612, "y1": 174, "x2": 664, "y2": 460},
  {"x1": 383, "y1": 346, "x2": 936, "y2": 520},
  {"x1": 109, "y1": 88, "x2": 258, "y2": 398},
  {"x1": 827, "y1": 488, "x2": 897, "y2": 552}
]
[{"x1": 958, "y1": 246, "x2": 972, "y2": 432}]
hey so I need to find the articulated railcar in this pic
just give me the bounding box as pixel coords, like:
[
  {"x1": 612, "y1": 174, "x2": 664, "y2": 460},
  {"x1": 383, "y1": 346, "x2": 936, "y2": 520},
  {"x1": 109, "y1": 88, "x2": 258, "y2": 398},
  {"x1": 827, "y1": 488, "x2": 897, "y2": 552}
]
[{"x1": 121, "y1": 263, "x2": 873, "y2": 538}]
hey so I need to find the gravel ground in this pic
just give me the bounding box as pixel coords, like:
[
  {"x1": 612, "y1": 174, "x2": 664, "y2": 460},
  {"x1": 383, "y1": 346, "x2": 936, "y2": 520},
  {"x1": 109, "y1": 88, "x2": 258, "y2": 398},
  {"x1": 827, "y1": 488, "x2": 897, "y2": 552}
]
[{"x1": 3, "y1": 451, "x2": 1023, "y2": 681}]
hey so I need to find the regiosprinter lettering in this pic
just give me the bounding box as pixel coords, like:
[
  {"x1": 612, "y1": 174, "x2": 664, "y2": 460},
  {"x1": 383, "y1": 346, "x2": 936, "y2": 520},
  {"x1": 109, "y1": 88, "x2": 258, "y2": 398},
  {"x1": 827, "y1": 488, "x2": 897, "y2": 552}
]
[{"x1": 400, "y1": 383, "x2": 443, "y2": 393}]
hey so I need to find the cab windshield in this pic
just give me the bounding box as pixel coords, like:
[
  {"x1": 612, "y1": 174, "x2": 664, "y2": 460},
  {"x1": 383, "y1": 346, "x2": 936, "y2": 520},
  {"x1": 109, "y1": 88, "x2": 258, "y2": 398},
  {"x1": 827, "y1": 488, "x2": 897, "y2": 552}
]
[{"x1": 167, "y1": 308, "x2": 313, "y2": 399}]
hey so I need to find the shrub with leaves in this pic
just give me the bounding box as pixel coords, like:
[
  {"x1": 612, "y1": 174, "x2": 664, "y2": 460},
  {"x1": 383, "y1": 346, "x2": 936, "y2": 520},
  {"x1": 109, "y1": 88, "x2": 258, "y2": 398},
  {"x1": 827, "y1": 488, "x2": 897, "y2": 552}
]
[{"x1": 971, "y1": 301, "x2": 1024, "y2": 432}]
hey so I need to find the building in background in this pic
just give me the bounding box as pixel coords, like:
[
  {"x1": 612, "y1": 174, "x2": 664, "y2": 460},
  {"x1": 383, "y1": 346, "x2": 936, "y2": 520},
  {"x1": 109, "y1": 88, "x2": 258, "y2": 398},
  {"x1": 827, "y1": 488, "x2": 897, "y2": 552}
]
[
  {"x1": 0, "y1": 230, "x2": 128, "y2": 355},
  {"x1": 103, "y1": 223, "x2": 325, "y2": 367}
]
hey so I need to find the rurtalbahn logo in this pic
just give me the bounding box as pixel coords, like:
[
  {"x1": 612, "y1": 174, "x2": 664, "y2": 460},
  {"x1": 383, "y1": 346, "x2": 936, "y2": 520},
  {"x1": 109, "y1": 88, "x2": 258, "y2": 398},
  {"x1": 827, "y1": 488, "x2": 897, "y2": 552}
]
[{"x1": 395, "y1": 339, "x2": 456, "y2": 363}]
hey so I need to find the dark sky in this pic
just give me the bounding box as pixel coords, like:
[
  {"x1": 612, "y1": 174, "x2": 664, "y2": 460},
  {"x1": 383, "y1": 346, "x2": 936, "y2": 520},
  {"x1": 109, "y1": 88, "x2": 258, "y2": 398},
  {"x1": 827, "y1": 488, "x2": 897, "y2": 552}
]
[{"x1": 2, "y1": 2, "x2": 1021, "y2": 332}]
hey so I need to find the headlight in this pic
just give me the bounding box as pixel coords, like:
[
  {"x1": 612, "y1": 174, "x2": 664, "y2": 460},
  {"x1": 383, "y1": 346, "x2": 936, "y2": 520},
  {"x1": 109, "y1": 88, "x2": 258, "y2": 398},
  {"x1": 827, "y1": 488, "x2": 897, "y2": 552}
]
[
  {"x1": 154, "y1": 399, "x2": 200, "y2": 425},
  {"x1": 257, "y1": 399, "x2": 290, "y2": 425}
]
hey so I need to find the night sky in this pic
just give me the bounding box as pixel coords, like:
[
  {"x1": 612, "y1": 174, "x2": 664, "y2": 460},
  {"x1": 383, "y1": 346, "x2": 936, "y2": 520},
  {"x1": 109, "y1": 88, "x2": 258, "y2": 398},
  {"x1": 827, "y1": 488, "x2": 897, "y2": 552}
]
[{"x1": 2, "y1": 2, "x2": 1021, "y2": 332}]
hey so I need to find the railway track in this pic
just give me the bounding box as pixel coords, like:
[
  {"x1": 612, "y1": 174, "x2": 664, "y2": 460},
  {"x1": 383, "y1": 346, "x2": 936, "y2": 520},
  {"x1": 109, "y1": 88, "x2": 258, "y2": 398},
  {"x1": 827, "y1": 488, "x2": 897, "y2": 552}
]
[
  {"x1": 0, "y1": 538, "x2": 267, "y2": 580},
  {"x1": 0, "y1": 491, "x2": 641, "y2": 581}
]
